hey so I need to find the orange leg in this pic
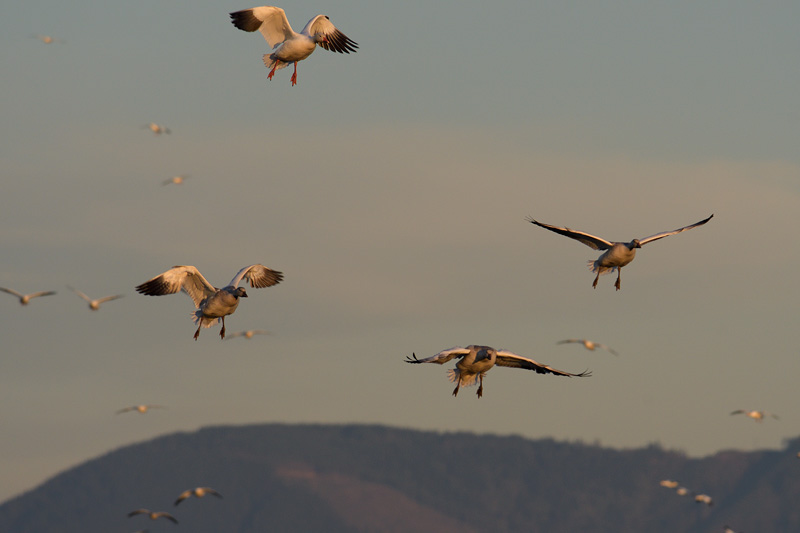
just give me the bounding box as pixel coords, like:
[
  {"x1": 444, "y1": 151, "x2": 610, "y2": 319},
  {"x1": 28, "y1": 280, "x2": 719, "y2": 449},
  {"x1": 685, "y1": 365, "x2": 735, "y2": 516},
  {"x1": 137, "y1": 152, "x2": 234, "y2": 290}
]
[
  {"x1": 290, "y1": 62, "x2": 298, "y2": 86},
  {"x1": 267, "y1": 63, "x2": 278, "y2": 81}
]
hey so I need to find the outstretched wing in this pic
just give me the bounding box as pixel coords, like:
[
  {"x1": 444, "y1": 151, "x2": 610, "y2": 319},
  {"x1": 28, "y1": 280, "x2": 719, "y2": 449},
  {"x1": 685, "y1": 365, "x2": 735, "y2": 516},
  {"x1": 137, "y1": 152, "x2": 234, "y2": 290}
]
[
  {"x1": 135, "y1": 265, "x2": 216, "y2": 307},
  {"x1": 173, "y1": 490, "x2": 192, "y2": 506},
  {"x1": 67, "y1": 286, "x2": 92, "y2": 302},
  {"x1": 302, "y1": 15, "x2": 358, "y2": 53},
  {"x1": 0, "y1": 287, "x2": 23, "y2": 298},
  {"x1": 526, "y1": 217, "x2": 613, "y2": 250},
  {"x1": 556, "y1": 339, "x2": 582, "y2": 345},
  {"x1": 227, "y1": 264, "x2": 284, "y2": 289},
  {"x1": 405, "y1": 347, "x2": 470, "y2": 365},
  {"x1": 638, "y1": 214, "x2": 713, "y2": 246},
  {"x1": 495, "y1": 349, "x2": 591, "y2": 377},
  {"x1": 96, "y1": 294, "x2": 124, "y2": 305},
  {"x1": 27, "y1": 290, "x2": 57, "y2": 300},
  {"x1": 229, "y1": 6, "x2": 295, "y2": 49}
]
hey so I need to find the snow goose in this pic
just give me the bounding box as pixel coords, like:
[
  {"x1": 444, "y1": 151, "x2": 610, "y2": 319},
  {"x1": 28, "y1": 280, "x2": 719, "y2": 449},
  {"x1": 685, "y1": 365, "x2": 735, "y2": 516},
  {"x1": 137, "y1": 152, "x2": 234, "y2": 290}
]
[
  {"x1": 0, "y1": 287, "x2": 56, "y2": 305},
  {"x1": 730, "y1": 409, "x2": 779, "y2": 422},
  {"x1": 135, "y1": 264, "x2": 283, "y2": 340},
  {"x1": 174, "y1": 486, "x2": 223, "y2": 506},
  {"x1": 67, "y1": 286, "x2": 123, "y2": 311},
  {"x1": 163, "y1": 175, "x2": 189, "y2": 186},
  {"x1": 229, "y1": 6, "x2": 358, "y2": 86},
  {"x1": 527, "y1": 214, "x2": 713, "y2": 290},
  {"x1": 659, "y1": 480, "x2": 679, "y2": 489},
  {"x1": 144, "y1": 122, "x2": 170, "y2": 135},
  {"x1": 694, "y1": 493, "x2": 714, "y2": 506},
  {"x1": 116, "y1": 404, "x2": 166, "y2": 415},
  {"x1": 406, "y1": 345, "x2": 590, "y2": 398},
  {"x1": 127, "y1": 509, "x2": 178, "y2": 524},
  {"x1": 225, "y1": 329, "x2": 270, "y2": 340},
  {"x1": 557, "y1": 338, "x2": 618, "y2": 356}
]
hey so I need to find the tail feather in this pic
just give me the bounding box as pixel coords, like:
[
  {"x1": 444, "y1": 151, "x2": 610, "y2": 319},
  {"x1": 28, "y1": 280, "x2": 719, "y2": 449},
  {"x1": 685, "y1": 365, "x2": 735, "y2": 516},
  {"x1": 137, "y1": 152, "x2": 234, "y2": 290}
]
[
  {"x1": 446, "y1": 369, "x2": 478, "y2": 387},
  {"x1": 263, "y1": 54, "x2": 289, "y2": 71},
  {"x1": 587, "y1": 260, "x2": 616, "y2": 275},
  {"x1": 191, "y1": 310, "x2": 220, "y2": 329}
]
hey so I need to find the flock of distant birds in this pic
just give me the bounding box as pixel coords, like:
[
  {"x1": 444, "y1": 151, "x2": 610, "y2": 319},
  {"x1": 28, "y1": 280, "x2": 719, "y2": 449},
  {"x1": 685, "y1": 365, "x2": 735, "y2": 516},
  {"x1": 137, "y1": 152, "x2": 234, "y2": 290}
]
[{"x1": 20, "y1": 5, "x2": 784, "y2": 532}]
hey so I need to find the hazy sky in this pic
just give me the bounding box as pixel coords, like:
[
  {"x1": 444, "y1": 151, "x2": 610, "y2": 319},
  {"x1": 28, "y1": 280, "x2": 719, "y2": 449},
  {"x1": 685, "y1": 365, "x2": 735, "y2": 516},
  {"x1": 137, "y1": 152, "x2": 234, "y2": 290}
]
[{"x1": 2, "y1": 0, "x2": 799, "y2": 503}]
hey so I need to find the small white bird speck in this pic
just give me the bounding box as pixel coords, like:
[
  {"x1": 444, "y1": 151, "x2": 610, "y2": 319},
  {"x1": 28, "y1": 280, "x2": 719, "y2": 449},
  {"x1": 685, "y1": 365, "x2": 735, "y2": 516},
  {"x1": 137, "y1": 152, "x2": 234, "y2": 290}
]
[
  {"x1": 557, "y1": 339, "x2": 618, "y2": 356},
  {"x1": 730, "y1": 409, "x2": 779, "y2": 422},
  {"x1": 174, "y1": 486, "x2": 223, "y2": 506},
  {"x1": 116, "y1": 404, "x2": 166, "y2": 415},
  {"x1": 67, "y1": 286, "x2": 123, "y2": 311},
  {"x1": 143, "y1": 122, "x2": 170, "y2": 135},
  {"x1": 0, "y1": 287, "x2": 57, "y2": 305},
  {"x1": 127, "y1": 509, "x2": 178, "y2": 524}
]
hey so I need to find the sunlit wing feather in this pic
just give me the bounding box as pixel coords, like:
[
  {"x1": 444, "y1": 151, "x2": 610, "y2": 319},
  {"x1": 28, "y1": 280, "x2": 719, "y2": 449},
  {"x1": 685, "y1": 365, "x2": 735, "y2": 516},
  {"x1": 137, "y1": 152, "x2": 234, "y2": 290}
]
[
  {"x1": 302, "y1": 15, "x2": 358, "y2": 53},
  {"x1": 229, "y1": 6, "x2": 295, "y2": 49},
  {"x1": 405, "y1": 347, "x2": 471, "y2": 365},
  {"x1": 135, "y1": 266, "x2": 216, "y2": 307},
  {"x1": 637, "y1": 214, "x2": 714, "y2": 246},
  {"x1": 227, "y1": 264, "x2": 284, "y2": 289},
  {"x1": 495, "y1": 349, "x2": 591, "y2": 377},
  {"x1": 526, "y1": 217, "x2": 613, "y2": 250}
]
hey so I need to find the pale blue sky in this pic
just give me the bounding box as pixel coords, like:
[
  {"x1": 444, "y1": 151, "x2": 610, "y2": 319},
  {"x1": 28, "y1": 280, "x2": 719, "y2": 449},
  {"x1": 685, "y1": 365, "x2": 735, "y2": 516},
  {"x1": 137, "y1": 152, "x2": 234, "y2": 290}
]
[{"x1": 1, "y1": 0, "x2": 799, "y2": 503}]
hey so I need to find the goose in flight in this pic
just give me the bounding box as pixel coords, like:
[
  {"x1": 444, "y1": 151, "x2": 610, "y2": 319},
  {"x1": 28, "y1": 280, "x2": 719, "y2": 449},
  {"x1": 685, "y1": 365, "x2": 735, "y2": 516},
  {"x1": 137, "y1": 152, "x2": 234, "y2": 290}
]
[
  {"x1": 229, "y1": 6, "x2": 358, "y2": 86},
  {"x1": 127, "y1": 509, "x2": 178, "y2": 524},
  {"x1": 406, "y1": 345, "x2": 590, "y2": 398},
  {"x1": 694, "y1": 493, "x2": 714, "y2": 506},
  {"x1": 730, "y1": 409, "x2": 779, "y2": 422},
  {"x1": 163, "y1": 175, "x2": 189, "y2": 186},
  {"x1": 527, "y1": 214, "x2": 713, "y2": 290},
  {"x1": 135, "y1": 264, "x2": 283, "y2": 340},
  {"x1": 174, "y1": 486, "x2": 223, "y2": 506},
  {"x1": 0, "y1": 287, "x2": 56, "y2": 305},
  {"x1": 557, "y1": 338, "x2": 618, "y2": 356},
  {"x1": 116, "y1": 404, "x2": 166, "y2": 415},
  {"x1": 144, "y1": 122, "x2": 170, "y2": 135},
  {"x1": 31, "y1": 34, "x2": 64, "y2": 44},
  {"x1": 659, "y1": 480, "x2": 680, "y2": 489},
  {"x1": 67, "y1": 286, "x2": 123, "y2": 311},
  {"x1": 225, "y1": 329, "x2": 270, "y2": 340}
]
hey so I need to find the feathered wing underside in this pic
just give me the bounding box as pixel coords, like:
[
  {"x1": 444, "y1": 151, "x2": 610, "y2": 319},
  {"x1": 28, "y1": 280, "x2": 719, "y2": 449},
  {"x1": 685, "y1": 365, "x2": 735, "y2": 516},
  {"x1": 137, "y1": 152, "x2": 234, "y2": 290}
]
[
  {"x1": 526, "y1": 217, "x2": 612, "y2": 250},
  {"x1": 405, "y1": 347, "x2": 470, "y2": 365},
  {"x1": 0, "y1": 287, "x2": 23, "y2": 298},
  {"x1": 227, "y1": 264, "x2": 284, "y2": 289},
  {"x1": 229, "y1": 6, "x2": 294, "y2": 49},
  {"x1": 495, "y1": 350, "x2": 591, "y2": 377},
  {"x1": 135, "y1": 265, "x2": 216, "y2": 307},
  {"x1": 301, "y1": 15, "x2": 359, "y2": 53},
  {"x1": 637, "y1": 214, "x2": 714, "y2": 246}
]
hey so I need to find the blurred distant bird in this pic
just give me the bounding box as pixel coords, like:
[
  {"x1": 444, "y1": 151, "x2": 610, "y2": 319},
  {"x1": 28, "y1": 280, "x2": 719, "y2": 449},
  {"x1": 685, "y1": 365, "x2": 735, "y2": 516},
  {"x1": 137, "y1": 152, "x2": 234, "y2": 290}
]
[
  {"x1": 659, "y1": 480, "x2": 679, "y2": 489},
  {"x1": 144, "y1": 122, "x2": 170, "y2": 135},
  {"x1": 116, "y1": 404, "x2": 166, "y2": 415},
  {"x1": 135, "y1": 264, "x2": 283, "y2": 340},
  {"x1": 406, "y1": 345, "x2": 590, "y2": 398},
  {"x1": 31, "y1": 34, "x2": 63, "y2": 44},
  {"x1": 557, "y1": 338, "x2": 618, "y2": 356},
  {"x1": 527, "y1": 214, "x2": 713, "y2": 290},
  {"x1": 225, "y1": 329, "x2": 270, "y2": 340},
  {"x1": 723, "y1": 526, "x2": 741, "y2": 533},
  {"x1": 694, "y1": 493, "x2": 713, "y2": 506},
  {"x1": 0, "y1": 287, "x2": 56, "y2": 305},
  {"x1": 730, "y1": 409, "x2": 779, "y2": 422},
  {"x1": 675, "y1": 487, "x2": 691, "y2": 496},
  {"x1": 174, "y1": 486, "x2": 223, "y2": 506},
  {"x1": 127, "y1": 509, "x2": 178, "y2": 524},
  {"x1": 229, "y1": 6, "x2": 358, "y2": 86},
  {"x1": 163, "y1": 175, "x2": 189, "y2": 186},
  {"x1": 67, "y1": 286, "x2": 123, "y2": 311}
]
